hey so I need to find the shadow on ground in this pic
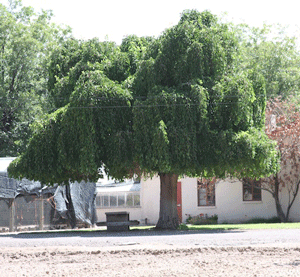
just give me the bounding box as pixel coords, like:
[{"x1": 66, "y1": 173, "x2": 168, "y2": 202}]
[{"x1": 0, "y1": 227, "x2": 244, "y2": 240}]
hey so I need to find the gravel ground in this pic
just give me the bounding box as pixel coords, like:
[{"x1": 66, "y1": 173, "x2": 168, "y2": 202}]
[{"x1": 1, "y1": 228, "x2": 300, "y2": 276}]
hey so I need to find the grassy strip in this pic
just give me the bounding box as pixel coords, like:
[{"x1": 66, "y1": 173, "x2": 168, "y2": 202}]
[{"x1": 176, "y1": 222, "x2": 300, "y2": 231}]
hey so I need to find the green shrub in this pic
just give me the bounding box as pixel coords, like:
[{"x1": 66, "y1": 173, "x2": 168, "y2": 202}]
[{"x1": 187, "y1": 214, "x2": 218, "y2": 225}]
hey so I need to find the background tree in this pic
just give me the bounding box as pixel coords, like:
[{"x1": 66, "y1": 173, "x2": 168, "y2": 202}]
[
  {"x1": 255, "y1": 98, "x2": 300, "y2": 222},
  {"x1": 237, "y1": 24, "x2": 300, "y2": 99},
  {"x1": 237, "y1": 24, "x2": 300, "y2": 222},
  {"x1": 0, "y1": 0, "x2": 71, "y2": 156}
]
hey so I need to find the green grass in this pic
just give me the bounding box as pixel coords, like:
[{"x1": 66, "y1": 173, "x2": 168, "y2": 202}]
[
  {"x1": 177, "y1": 222, "x2": 300, "y2": 231},
  {"x1": 132, "y1": 222, "x2": 300, "y2": 232}
]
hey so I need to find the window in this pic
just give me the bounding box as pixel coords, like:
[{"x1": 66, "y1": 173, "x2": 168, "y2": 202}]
[
  {"x1": 96, "y1": 192, "x2": 140, "y2": 208},
  {"x1": 242, "y1": 178, "x2": 262, "y2": 201},
  {"x1": 197, "y1": 177, "x2": 216, "y2": 206}
]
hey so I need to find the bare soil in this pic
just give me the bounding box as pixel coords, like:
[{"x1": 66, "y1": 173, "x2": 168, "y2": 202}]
[{"x1": 1, "y1": 245, "x2": 300, "y2": 277}]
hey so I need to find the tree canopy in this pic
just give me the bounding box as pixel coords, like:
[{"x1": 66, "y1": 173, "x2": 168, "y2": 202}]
[
  {"x1": 8, "y1": 9, "x2": 280, "y2": 229},
  {"x1": 132, "y1": 10, "x2": 278, "y2": 180}
]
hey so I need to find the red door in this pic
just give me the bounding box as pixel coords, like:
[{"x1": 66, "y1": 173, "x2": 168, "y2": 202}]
[{"x1": 177, "y1": 181, "x2": 182, "y2": 223}]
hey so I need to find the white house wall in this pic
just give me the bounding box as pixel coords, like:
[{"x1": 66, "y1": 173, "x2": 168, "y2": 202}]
[
  {"x1": 139, "y1": 176, "x2": 160, "y2": 225},
  {"x1": 213, "y1": 180, "x2": 276, "y2": 223},
  {"x1": 276, "y1": 184, "x2": 300, "y2": 222},
  {"x1": 134, "y1": 176, "x2": 281, "y2": 225},
  {"x1": 96, "y1": 176, "x2": 300, "y2": 226},
  {"x1": 95, "y1": 207, "x2": 143, "y2": 223},
  {"x1": 181, "y1": 178, "x2": 277, "y2": 224},
  {"x1": 95, "y1": 176, "x2": 161, "y2": 225}
]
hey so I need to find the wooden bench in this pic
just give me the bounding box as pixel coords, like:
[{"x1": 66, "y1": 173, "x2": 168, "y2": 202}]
[{"x1": 96, "y1": 212, "x2": 139, "y2": 231}]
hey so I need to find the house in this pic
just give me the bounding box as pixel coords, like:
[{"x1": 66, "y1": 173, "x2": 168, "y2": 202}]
[
  {"x1": 0, "y1": 157, "x2": 15, "y2": 177},
  {"x1": 95, "y1": 174, "x2": 144, "y2": 223},
  {"x1": 4, "y1": 159, "x2": 299, "y2": 227},
  {"x1": 95, "y1": 175, "x2": 300, "y2": 224}
]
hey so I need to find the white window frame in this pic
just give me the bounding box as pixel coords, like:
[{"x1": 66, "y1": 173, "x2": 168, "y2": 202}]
[{"x1": 96, "y1": 192, "x2": 140, "y2": 208}]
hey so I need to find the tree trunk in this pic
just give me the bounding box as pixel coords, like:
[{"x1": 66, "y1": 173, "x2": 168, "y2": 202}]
[
  {"x1": 156, "y1": 173, "x2": 179, "y2": 230},
  {"x1": 274, "y1": 194, "x2": 287, "y2": 222},
  {"x1": 286, "y1": 179, "x2": 300, "y2": 222},
  {"x1": 273, "y1": 175, "x2": 287, "y2": 222}
]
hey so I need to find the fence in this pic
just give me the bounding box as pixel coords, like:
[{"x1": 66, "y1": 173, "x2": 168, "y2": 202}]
[
  {"x1": 0, "y1": 194, "x2": 55, "y2": 232},
  {"x1": 0, "y1": 176, "x2": 96, "y2": 232}
]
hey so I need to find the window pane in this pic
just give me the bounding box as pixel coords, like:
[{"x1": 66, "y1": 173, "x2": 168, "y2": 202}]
[
  {"x1": 198, "y1": 188, "x2": 207, "y2": 206},
  {"x1": 207, "y1": 191, "x2": 215, "y2": 205},
  {"x1": 96, "y1": 196, "x2": 101, "y2": 207},
  {"x1": 134, "y1": 194, "x2": 140, "y2": 206},
  {"x1": 118, "y1": 195, "x2": 125, "y2": 206},
  {"x1": 110, "y1": 195, "x2": 117, "y2": 207},
  {"x1": 126, "y1": 194, "x2": 134, "y2": 206},
  {"x1": 242, "y1": 178, "x2": 262, "y2": 201},
  {"x1": 253, "y1": 187, "x2": 262, "y2": 201},
  {"x1": 243, "y1": 188, "x2": 253, "y2": 201},
  {"x1": 103, "y1": 195, "x2": 109, "y2": 207}
]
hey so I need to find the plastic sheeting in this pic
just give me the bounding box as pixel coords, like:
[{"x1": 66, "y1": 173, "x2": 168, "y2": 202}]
[
  {"x1": 0, "y1": 176, "x2": 56, "y2": 200},
  {"x1": 53, "y1": 181, "x2": 96, "y2": 226},
  {"x1": 0, "y1": 175, "x2": 96, "y2": 226},
  {"x1": 0, "y1": 176, "x2": 18, "y2": 199},
  {"x1": 71, "y1": 181, "x2": 96, "y2": 225}
]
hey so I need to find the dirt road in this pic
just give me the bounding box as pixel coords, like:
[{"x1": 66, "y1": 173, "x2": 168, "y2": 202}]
[{"x1": 1, "y1": 228, "x2": 300, "y2": 276}]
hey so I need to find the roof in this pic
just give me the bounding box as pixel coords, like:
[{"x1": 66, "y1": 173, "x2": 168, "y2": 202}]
[
  {"x1": 0, "y1": 157, "x2": 16, "y2": 175},
  {"x1": 96, "y1": 181, "x2": 141, "y2": 193},
  {"x1": 96, "y1": 167, "x2": 140, "y2": 193}
]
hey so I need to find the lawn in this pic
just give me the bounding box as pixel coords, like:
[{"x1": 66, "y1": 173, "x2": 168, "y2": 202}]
[{"x1": 132, "y1": 222, "x2": 300, "y2": 231}]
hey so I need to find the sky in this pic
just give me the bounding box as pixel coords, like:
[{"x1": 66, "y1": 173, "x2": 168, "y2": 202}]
[{"x1": 1, "y1": 0, "x2": 300, "y2": 44}]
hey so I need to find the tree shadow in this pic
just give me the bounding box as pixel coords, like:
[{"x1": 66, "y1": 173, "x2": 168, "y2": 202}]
[{"x1": 0, "y1": 227, "x2": 244, "y2": 239}]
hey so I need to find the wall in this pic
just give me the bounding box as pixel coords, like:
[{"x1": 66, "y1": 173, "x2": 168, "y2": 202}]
[
  {"x1": 277, "y1": 183, "x2": 300, "y2": 222},
  {"x1": 95, "y1": 176, "x2": 161, "y2": 225},
  {"x1": 139, "y1": 175, "x2": 160, "y2": 225},
  {"x1": 181, "y1": 178, "x2": 277, "y2": 224},
  {"x1": 96, "y1": 176, "x2": 300, "y2": 226},
  {"x1": 95, "y1": 207, "x2": 143, "y2": 223}
]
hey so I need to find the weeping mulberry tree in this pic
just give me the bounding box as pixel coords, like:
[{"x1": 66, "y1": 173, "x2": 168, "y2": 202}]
[{"x1": 8, "y1": 10, "x2": 279, "y2": 230}]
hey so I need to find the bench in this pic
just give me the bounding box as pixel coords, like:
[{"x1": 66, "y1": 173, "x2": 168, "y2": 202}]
[{"x1": 96, "y1": 212, "x2": 139, "y2": 231}]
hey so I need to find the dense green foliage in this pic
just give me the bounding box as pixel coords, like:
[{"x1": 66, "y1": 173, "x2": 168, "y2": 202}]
[
  {"x1": 8, "y1": 10, "x2": 280, "y2": 185},
  {"x1": 48, "y1": 35, "x2": 154, "y2": 109},
  {"x1": 9, "y1": 70, "x2": 133, "y2": 184},
  {"x1": 132, "y1": 10, "x2": 279, "y2": 180},
  {"x1": 0, "y1": 0, "x2": 70, "y2": 156}
]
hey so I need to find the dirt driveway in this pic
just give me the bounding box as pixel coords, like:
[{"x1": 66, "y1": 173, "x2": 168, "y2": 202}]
[{"x1": 1, "y1": 228, "x2": 300, "y2": 276}]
